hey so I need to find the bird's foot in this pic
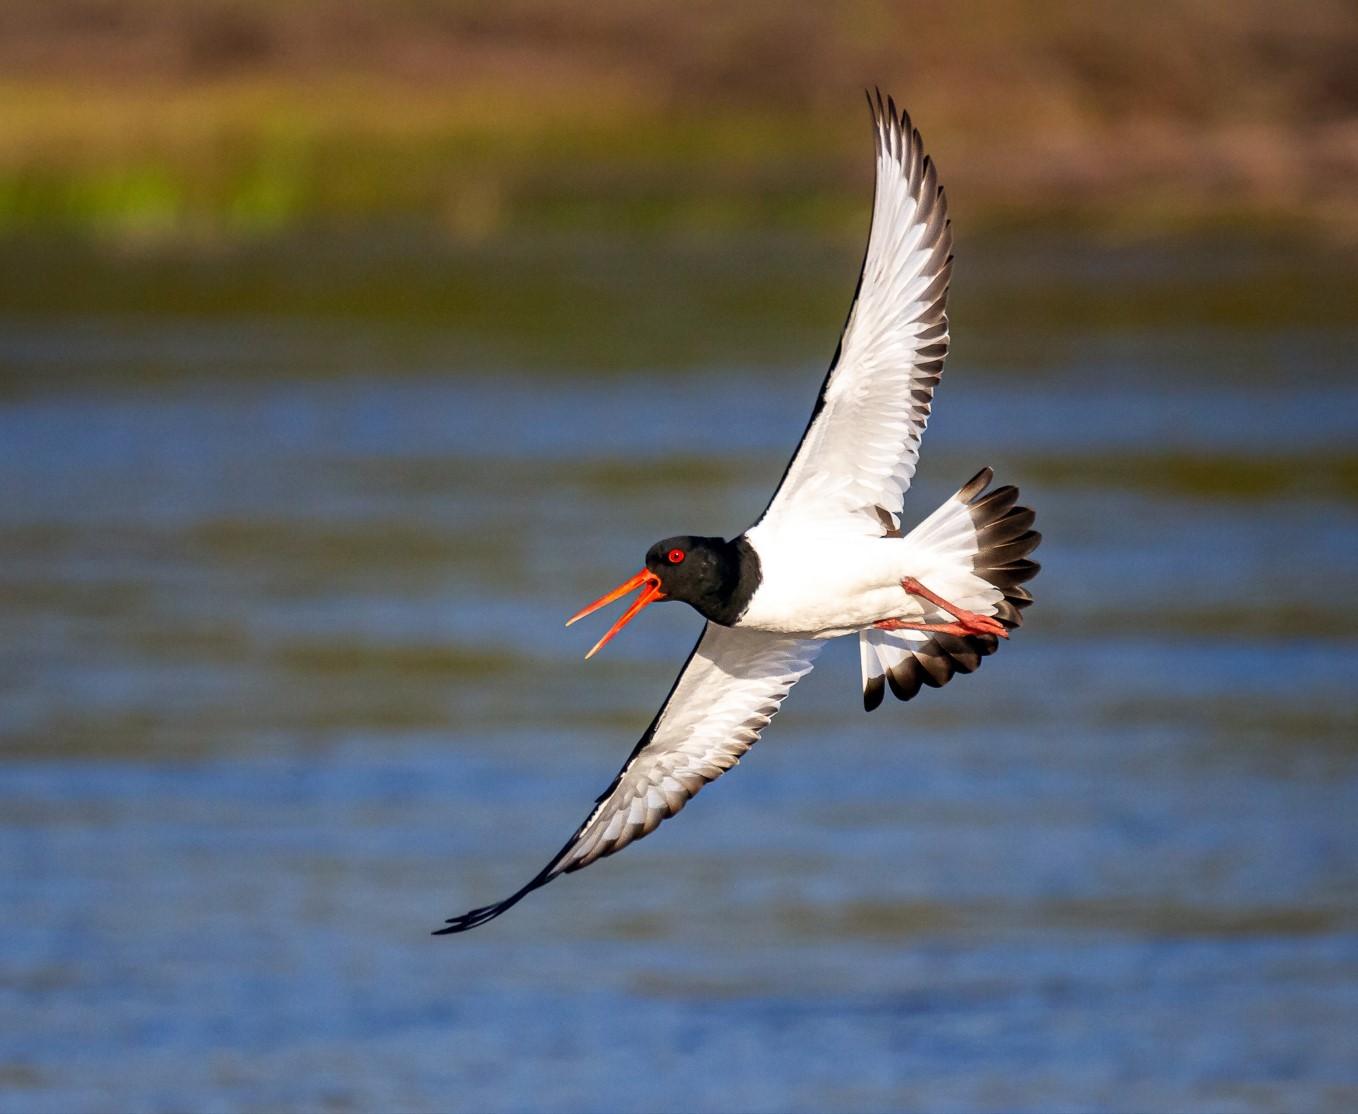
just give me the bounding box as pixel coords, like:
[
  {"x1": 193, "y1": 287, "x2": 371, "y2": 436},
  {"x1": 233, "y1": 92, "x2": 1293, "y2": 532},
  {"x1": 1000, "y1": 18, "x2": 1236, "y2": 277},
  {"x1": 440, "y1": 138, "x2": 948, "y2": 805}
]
[
  {"x1": 875, "y1": 576, "x2": 1009, "y2": 639},
  {"x1": 872, "y1": 617, "x2": 1008, "y2": 638}
]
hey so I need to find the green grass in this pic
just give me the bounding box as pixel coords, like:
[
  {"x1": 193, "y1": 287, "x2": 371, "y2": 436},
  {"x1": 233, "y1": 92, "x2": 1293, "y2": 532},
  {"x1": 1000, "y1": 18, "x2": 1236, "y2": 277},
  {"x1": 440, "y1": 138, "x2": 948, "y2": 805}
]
[
  {"x1": 0, "y1": 81, "x2": 861, "y2": 241},
  {"x1": 4, "y1": 1, "x2": 1358, "y2": 242}
]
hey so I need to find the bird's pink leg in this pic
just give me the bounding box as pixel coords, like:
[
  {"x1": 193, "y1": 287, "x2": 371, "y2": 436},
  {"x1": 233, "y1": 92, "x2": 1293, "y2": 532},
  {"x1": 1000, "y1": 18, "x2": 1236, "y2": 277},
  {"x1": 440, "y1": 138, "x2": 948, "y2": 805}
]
[{"x1": 873, "y1": 576, "x2": 1009, "y2": 639}]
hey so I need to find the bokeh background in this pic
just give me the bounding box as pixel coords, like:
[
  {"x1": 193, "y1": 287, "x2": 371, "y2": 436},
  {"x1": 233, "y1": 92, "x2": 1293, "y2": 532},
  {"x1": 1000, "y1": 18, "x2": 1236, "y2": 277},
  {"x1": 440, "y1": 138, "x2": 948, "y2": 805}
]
[{"x1": 2, "y1": 2, "x2": 1357, "y2": 1111}]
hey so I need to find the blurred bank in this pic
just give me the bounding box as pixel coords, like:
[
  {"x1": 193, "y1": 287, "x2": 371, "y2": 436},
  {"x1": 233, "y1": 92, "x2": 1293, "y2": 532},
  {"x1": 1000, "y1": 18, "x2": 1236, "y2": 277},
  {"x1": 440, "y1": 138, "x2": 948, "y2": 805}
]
[{"x1": 1, "y1": 0, "x2": 1357, "y2": 244}]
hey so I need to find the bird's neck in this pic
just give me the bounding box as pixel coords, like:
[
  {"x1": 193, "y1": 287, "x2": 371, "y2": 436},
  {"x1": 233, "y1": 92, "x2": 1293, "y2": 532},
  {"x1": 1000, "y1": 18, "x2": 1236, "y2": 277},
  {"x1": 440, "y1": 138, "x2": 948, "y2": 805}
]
[{"x1": 691, "y1": 535, "x2": 761, "y2": 627}]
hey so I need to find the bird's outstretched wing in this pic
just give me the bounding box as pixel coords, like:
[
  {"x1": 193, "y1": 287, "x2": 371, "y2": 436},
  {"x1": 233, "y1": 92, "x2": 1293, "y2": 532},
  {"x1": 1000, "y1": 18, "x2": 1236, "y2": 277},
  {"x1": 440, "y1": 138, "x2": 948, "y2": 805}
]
[
  {"x1": 436, "y1": 624, "x2": 820, "y2": 933},
  {"x1": 756, "y1": 90, "x2": 952, "y2": 537}
]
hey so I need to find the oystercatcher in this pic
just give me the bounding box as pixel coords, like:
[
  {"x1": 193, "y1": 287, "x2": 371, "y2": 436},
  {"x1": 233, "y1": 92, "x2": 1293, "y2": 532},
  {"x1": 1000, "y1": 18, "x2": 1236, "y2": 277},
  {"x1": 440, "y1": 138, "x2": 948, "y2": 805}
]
[{"x1": 437, "y1": 92, "x2": 1040, "y2": 934}]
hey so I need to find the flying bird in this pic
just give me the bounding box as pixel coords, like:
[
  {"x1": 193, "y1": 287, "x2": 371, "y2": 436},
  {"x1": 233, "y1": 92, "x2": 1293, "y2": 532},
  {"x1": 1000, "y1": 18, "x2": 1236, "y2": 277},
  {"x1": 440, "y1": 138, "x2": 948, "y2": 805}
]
[{"x1": 437, "y1": 92, "x2": 1040, "y2": 934}]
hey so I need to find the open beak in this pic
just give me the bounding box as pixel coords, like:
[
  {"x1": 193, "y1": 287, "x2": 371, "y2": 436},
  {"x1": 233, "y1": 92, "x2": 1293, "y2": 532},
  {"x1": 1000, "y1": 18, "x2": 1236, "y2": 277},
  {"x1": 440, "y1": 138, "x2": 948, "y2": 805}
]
[{"x1": 566, "y1": 569, "x2": 666, "y2": 659}]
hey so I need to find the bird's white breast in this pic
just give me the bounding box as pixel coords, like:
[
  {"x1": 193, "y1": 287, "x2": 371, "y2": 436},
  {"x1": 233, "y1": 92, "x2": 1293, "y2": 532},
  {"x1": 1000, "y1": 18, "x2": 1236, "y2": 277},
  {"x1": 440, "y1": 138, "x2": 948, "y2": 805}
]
[
  {"x1": 737, "y1": 521, "x2": 997, "y2": 638},
  {"x1": 736, "y1": 527, "x2": 912, "y2": 637}
]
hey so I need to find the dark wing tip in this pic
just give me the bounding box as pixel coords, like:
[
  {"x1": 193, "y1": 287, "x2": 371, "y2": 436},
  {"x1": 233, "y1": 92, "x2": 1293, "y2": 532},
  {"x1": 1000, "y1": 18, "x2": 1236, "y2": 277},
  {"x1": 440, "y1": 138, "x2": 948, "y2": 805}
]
[
  {"x1": 866, "y1": 89, "x2": 917, "y2": 156},
  {"x1": 432, "y1": 866, "x2": 559, "y2": 936},
  {"x1": 432, "y1": 903, "x2": 508, "y2": 936}
]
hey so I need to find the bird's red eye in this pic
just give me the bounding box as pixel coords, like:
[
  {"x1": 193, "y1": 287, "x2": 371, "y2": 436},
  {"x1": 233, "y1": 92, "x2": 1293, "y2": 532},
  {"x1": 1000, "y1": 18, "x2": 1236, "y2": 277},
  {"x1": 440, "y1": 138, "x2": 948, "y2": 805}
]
[{"x1": 667, "y1": 548, "x2": 685, "y2": 564}]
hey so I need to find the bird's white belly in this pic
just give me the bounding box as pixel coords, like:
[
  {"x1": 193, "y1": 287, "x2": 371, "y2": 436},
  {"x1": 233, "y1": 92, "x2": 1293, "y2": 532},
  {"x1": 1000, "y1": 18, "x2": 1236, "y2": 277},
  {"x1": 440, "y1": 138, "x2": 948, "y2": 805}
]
[{"x1": 736, "y1": 530, "x2": 960, "y2": 638}]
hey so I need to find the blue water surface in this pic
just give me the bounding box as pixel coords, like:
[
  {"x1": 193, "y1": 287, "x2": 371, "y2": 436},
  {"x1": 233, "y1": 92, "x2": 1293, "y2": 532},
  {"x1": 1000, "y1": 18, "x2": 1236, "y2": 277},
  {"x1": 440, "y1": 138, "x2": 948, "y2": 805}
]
[{"x1": 1, "y1": 275, "x2": 1357, "y2": 1112}]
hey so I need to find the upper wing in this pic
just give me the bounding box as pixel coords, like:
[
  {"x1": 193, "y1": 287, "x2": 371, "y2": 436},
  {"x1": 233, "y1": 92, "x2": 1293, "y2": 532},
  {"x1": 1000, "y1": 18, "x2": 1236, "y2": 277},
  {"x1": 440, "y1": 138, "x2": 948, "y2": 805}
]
[
  {"x1": 436, "y1": 623, "x2": 821, "y2": 933},
  {"x1": 757, "y1": 91, "x2": 952, "y2": 536}
]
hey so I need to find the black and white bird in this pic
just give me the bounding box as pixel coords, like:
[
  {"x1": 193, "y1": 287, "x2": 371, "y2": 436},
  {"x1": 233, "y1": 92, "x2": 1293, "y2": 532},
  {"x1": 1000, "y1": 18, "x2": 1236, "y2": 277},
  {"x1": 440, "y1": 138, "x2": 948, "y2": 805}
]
[{"x1": 437, "y1": 92, "x2": 1040, "y2": 934}]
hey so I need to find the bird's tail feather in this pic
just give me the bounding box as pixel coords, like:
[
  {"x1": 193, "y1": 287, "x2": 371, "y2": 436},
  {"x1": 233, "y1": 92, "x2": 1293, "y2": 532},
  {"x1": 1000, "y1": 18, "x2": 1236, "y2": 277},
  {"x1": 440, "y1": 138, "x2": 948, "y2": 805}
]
[{"x1": 859, "y1": 467, "x2": 1039, "y2": 711}]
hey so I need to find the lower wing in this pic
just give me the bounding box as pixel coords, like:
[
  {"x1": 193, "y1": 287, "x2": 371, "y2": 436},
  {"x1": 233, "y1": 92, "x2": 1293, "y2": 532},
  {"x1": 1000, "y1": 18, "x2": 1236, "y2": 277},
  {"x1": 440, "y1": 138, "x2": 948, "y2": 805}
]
[{"x1": 436, "y1": 623, "x2": 821, "y2": 933}]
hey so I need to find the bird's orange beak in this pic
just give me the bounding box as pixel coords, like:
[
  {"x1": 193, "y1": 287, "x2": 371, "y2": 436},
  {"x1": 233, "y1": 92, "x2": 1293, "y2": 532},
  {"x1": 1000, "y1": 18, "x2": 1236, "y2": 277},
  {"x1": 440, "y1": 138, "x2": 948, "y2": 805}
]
[{"x1": 566, "y1": 568, "x2": 666, "y2": 659}]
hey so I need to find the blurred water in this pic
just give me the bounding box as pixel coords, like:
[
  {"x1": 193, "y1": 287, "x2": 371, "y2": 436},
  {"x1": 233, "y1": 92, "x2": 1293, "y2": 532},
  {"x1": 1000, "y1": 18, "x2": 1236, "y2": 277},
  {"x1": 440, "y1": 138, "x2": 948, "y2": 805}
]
[{"x1": 1, "y1": 242, "x2": 1357, "y2": 1112}]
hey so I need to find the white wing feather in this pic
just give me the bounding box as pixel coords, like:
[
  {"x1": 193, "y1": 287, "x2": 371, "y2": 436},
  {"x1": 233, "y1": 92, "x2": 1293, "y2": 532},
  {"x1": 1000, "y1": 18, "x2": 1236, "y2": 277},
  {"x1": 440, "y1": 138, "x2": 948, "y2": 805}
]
[{"x1": 758, "y1": 92, "x2": 952, "y2": 536}]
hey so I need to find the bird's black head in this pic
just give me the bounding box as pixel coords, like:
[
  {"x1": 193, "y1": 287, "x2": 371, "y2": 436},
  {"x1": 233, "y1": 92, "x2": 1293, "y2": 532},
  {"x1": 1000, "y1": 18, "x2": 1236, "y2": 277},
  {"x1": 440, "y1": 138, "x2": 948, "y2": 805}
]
[
  {"x1": 644, "y1": 535, "x2": 742, "y2": 617},
  {"x1": 567, "y1": 533, "x2": 758, "y2": 657}
]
